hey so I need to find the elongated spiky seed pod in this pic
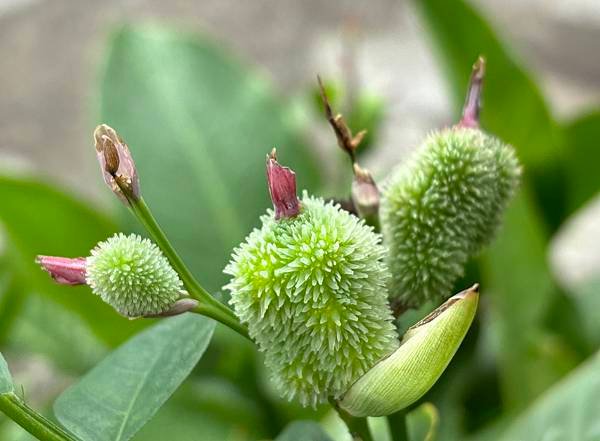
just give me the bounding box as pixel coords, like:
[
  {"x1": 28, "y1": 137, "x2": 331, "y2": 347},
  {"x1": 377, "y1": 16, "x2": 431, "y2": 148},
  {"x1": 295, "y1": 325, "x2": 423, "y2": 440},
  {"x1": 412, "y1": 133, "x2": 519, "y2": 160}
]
[
  {"x1": 380, "y1": 58, "x2": 521, "y2": 307},
  {"x1": 86, "y1": 233, "x2": 183, "y2": 317},
  {"x1": 224, "y1": 153, "x2": 398, "y2": 407}
]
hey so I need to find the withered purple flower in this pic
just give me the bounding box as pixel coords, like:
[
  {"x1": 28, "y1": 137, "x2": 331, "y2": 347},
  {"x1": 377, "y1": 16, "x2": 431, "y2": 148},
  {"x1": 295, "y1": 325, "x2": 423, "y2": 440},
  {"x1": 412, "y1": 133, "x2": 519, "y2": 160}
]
[
  {"x1": 36, "y1": 256, "x2": 87, "y2": 285},
  {"x1": 458, "y1": 56, "x2": 485, "y2": 129},
  {"x1": 94, "y1": 124, "x2": 140, "y2": 205},
  {"x1": 266, "y1": 149, "x2": 301, "y2": 220}
]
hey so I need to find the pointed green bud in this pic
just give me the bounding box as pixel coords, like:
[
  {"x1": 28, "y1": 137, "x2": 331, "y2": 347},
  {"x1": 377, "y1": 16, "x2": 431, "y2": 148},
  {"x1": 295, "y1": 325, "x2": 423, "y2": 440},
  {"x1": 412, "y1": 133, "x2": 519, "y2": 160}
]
[
  {"x1": 86, "y1": 233, "x2": 183, "y2": 317},
  {"x1": 380, "y1": 59, "x2": 520, "y2": 307},
  {"x1": 225, "y1": 156, "x2": 398, "y2": 407},
  {"x1": 339, "y1": 285, "x2": 479, "y2": 417}
]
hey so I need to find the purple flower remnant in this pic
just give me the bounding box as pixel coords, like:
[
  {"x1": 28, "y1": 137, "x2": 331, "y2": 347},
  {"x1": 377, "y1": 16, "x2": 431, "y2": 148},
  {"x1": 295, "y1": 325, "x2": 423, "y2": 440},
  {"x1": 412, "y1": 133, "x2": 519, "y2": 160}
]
[
  {"x1": 36, "y1": 256, "x2": 87, "y2": 285},
  {"x1": 266, "y1": 149, "x2": 301, "y2": 220},
  {"x1": 458, "y1": 56, "x2": 485, "y2": 129},
  {"x1": 94, "y1": 124, "x2": 140, "y2": 205}
]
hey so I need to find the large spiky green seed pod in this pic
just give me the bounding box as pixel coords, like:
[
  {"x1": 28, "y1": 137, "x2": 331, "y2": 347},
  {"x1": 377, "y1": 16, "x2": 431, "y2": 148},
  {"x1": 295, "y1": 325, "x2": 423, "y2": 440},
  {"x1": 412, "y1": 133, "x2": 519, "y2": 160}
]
[
  {"x1": 224, "y1": 153, "x2": 398, "y2": 408},
  {"x1": 86, "y1": 233, "x2": 183, "y2": 317},
  {"x1": 380, "y1": 59, "x2": 521, "y2": 308}
]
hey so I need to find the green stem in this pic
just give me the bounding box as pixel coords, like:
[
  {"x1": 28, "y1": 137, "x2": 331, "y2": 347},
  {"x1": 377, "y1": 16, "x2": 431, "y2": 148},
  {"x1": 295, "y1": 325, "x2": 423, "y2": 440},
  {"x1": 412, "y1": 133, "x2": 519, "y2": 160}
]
[
  {"x1": 363, "y1": 212, "x2": 380, "y2": 233},
  {"x1": 330, "y1": 398, "x2": 373, "y2": 441},
  {"x1": 127, "y1": 197, "x2": 249, "y2": 339},
  {"x1": 0, "y1": 393, "x2": 79, "y2": 441},
  {"x1": 387, "y1": 409, "x2": 409, "y2": 441}
]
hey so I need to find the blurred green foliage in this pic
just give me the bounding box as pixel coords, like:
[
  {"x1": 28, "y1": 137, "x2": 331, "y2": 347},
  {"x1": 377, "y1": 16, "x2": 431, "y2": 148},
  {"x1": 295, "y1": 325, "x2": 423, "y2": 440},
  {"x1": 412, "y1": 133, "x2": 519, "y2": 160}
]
[
  {"x1": 100, "y1": 25, "x2": 322, "y2": 294},
  {"x1": 0, "y1": 0, "x2": 599, "y2": 440}
]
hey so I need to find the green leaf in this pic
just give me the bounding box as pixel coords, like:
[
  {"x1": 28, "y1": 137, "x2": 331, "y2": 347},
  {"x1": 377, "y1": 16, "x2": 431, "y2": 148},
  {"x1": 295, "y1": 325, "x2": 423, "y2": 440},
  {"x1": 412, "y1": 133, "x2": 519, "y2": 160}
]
[
  {"x1": 9, "y1": 294, "x2": 108, "y2": 374},
  {"x1": 480, "y1": 188, "x2": 574, "y2": 410},
  {"x1": 132, "y1": 399, "x2": 252, "y2": 441},
  {"x1": 0, "y1": 267, "x2": 27, "y2": 345},
  {"x1": 414, "y1": 0, "x2": 566, "y2": 229},
  {"x1": 0, "y1": 175, "x2": 143, "y2": 346},
  {"x1": 54, "y1": 314, "x2": 215, "y2": 441},
  {"x1": 499, "y1": 352, "x2": 600, "y2": 441},
  {"x1": 564, "y1": 111, "x2": 600, "y2": 212},
  {"x1": 100, "y1": 25, "x2": 322, "y2": 292},
  {"x1": 276, "y1": 421, "x2": 333, "y2": 441},
  {"x1": 569, "y1": 279, "x2": 600, "y2": 345},
  {"x1": 0, "y1": 353, "x2": 13, "y2": 394},
  {"x1": 408, "y1": 403, "x2": 439, "y2": 441}
]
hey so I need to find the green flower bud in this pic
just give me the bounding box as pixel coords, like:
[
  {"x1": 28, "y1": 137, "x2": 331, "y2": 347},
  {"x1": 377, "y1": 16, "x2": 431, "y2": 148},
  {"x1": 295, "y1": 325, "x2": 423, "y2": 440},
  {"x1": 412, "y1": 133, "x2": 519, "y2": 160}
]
[
  {"x1": 339, "y1": 285, "x2": 479, "y2": 417},
  {"x1": 86, "y1": 233, "x2": 183, "y2": 317},
  {"x1": 381, "y1": 60, "x2": 520, "y2": 307},
  {"x1": 225, "y1": 155, "x2": 398, "y2": 407}
]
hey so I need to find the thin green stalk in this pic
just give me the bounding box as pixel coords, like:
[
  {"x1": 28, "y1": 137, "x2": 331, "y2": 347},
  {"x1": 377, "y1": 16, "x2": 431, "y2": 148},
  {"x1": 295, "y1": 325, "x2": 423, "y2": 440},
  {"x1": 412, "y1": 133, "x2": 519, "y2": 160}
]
[
  {"x1": 329, "y1": 398, "x2": 373, "y2": 441},
  {"x1": 0, "y1": 393, "x2": 79, "y2": 441},
  {"x1": 363, "y1": 212, "x2": 380, "y2": 233},
  {"x1": 127, "y1": 196, "x2": 249, "y2": 339},
  {"x1": 387, "y1": 409, "x2": 409, "y2": 441}
]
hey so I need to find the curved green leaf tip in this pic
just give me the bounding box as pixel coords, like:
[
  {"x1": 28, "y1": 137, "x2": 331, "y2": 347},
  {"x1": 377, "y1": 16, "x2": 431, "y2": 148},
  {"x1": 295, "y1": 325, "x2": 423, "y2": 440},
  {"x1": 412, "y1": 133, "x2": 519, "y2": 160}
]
[
  {"x1": 0, "y1": 353, "x2": 13, "y2": 394},
  {"x1": 339, "y1": 285, "x2": 479, "y2": 417}
]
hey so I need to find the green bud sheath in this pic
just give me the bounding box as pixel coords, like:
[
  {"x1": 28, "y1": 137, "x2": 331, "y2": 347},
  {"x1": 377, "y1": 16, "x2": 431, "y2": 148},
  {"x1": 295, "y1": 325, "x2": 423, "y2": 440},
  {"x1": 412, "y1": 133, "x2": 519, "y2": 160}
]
[
  {"x1": 339, "y1": 284, "x2": 479, "y2": 417},
  {"x1": 86, "y1": 233, "x2": 183, "y2": 317},
  {"x1": 381, "y1": 60, "x2": 520, "y2": 307}
]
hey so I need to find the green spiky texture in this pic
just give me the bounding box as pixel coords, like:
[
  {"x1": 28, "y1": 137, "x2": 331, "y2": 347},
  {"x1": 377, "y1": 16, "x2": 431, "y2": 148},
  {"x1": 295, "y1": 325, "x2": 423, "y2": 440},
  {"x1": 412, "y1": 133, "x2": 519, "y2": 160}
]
[
  {"x1": 224, "y1": 193, "x2": 399, "y2": 407},
  {"x1": 86, "y1": 233, "x2": 183, "y2": 317},
  {"x1": 381, "y1": 127, "x2": 520, "y2": 307}
]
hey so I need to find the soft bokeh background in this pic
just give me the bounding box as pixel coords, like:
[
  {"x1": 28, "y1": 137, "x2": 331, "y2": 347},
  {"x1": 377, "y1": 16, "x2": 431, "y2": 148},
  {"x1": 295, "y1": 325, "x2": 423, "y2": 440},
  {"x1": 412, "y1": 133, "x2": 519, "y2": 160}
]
[{"x1": 1, "y1": 0, "x2": 599, "y2": 440}]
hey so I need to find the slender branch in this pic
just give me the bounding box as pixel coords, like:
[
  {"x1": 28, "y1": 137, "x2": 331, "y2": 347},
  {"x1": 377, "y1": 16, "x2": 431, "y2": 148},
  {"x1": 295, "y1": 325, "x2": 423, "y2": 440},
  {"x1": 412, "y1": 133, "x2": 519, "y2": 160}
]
[
  {"x1": 0, "y1": 393, "x2": 79, "y2": 441},
  {"x1": 329, "y1": 398, "x2": 373, "y2": 441},
  {"x1": 127, "y1": 197, "x2": 249, "y2": 339},
  {"x1": 317, "y1": 75, "x2": 366, "y2": 166},
  {"x1": 318, "y1": 77, "x2": 380, "y2": 231},
  {"x1": 387, "y1": 409, "x2": 409, "y2": 441}
]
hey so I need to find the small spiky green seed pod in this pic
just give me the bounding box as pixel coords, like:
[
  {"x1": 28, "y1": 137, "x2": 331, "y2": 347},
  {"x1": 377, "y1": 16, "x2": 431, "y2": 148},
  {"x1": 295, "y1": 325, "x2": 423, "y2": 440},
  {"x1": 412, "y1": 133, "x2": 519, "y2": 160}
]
[
  {"x1": 225, "y1": 154, "x2": 398, "y2": 407},
  {"x1": 86, "y1": 233, "x2": 183, "y2": 317},
  {"x1": 381, "y1": 59, "x2": 520, "y2": 308}
]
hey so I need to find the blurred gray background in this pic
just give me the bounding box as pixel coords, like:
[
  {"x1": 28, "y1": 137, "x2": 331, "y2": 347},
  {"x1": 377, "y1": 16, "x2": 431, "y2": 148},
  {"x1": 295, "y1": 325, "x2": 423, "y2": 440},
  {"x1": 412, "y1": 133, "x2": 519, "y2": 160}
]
[
  {"x1": 1, "y1": 0, "x2": 599, "y2": 191},
  {"x1": 1, "y1": 0, "x2": 599, "y2": 284}
]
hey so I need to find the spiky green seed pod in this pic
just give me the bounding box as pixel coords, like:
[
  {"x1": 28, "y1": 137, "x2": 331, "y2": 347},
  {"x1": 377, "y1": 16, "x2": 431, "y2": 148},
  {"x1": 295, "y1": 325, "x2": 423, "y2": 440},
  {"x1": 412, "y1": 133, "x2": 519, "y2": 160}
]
[
  {"x1": 86, "y1": 233, "x2": 183, "y2": 317},
  {"x1": 225, "y1": 155, "x2": 398, "y2": 407},
  {"x1": 380, "y1": 59, "x2": 520, "y2": 308}
]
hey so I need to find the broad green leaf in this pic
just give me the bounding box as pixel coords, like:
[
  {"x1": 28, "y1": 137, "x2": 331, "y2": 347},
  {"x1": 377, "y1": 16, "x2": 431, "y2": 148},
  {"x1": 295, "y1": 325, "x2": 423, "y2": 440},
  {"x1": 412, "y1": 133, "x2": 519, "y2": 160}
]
[
  {"x1": 9, "y1": 294, "x2": 108, "y2": 374},
  {"x1": 133, "y1": 378, "x2": 267, "y2": 441},
  {"x1": 100, "y1": 25, "x2": 322, "y2": 292},
  {"x1": 0, "y1": 353, "x2": 12, "y2": 394},
  {"x1": 414, "y1": 0, "x2": 566, "y2": 229},
  {"x1": 564, "y1": 111, "x2": 600, "y2": 212},
  {"x1": 177, "y1": 377, "x2": 265, "y2": 430},
  {"x1": 276, "y1": 421, "x2": 333, "y2": 441},
  {"x1": 0, "y1": 265, "x2": 26, "y2": 345},
  {"x1": 481, "y1": 188, "x2": 573, "y2": 409},
  {"x1": 54, "y1": 314, "x2": 215, "y2": 441},
  {"x1": 499, "y1": 352, "x2": 600, "y2": 441},
  {"x1": 133, "y1": 399, "x2": 251, "y2": 441},
  {"x1": 570, "y1": 279, "x2": 600, "y2": 345},
  {"x1": 0, "y1": 175, "x2": 143, "y2": 346},
  {"x1": 408, "y1": 403, "x2": 439, "y2": 441}
]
